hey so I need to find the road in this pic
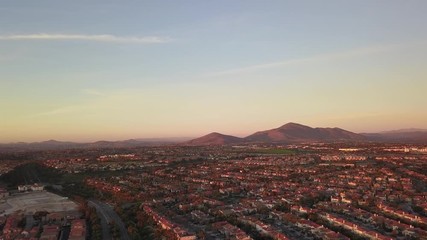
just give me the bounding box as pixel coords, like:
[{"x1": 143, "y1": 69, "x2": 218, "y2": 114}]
[
  {"x1": 88, "y1": 200, "x2": 113, "y2": 240},
  {"x1": 88, "y1": 200, "x2": 130, "y2": 240}
]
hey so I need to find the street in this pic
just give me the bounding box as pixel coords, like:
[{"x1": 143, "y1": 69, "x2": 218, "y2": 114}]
[{"x1": 88, "y1": 200, "x2": 130, "y2": 240}]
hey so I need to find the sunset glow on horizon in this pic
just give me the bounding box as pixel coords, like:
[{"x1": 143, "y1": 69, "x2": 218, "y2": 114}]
[{"x1": 1, "y1": 1, "x2": 427, "y2": 143}]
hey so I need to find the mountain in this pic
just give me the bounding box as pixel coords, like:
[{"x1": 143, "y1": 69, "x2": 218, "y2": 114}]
[
  {"x1": 380, "y1": 128, "x2": 427, "y2": 134},
  {"x1": 185, "y1": 132, "x2": 243, "y2": 145},
  {"x1": 362, "y1": 129, "x2": 427, "y2": 143},
  {"x1": 3, "y1": 124, "x2": 426, "y2": 150},
  {"x1": 185, "y1": 123, "x2": 367, "y2": 145},
  {"x1": 0, "y1": 138, "x2": 190, "y2": 152},
  {"x1": 0, "y1": 140, "x2": 82, "y2": 152},
  {"x1": 244, "y1": 122, "x2": 366, "y2": 143}
]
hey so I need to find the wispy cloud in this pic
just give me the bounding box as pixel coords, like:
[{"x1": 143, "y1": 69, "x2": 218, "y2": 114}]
[
  {"x1": 32, "y1": 105, "x2": 88, "y2": 117},
  {"x1": 81, "y1": 89, "x2": 106, "y2": 97},
  {"x1": 206, "y1": 43, "x2": 403, "y2": 77},
  {"x1": 0, "y1": 33, "x2": 171, "y2": 43}
]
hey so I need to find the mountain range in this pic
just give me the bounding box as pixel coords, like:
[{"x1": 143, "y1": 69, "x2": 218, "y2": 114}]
[
  {"x1": 0, "y1": 138, "x2": 190, "y2": 152},
  {"x1": 185, "y1": 122, "x2": 427, "y2": 145},
  {"x1": 1, "y1": 123, "x2": 426, "y2": 151},
  {"x1": 186, "y1": 122, "x2": 367, "y2": 145}
]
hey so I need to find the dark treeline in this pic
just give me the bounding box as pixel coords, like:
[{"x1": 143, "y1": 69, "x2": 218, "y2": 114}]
[
  {"x1": 0, "y1": 162, "x2": 62, "y2": 186},
  {"x1": 0, "y1": 151, "x2": 41, "y2": 161}
]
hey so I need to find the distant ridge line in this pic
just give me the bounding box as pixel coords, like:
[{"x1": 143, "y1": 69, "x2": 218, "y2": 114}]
[
  {"x1": 186, "y1": 122, "x2": 427, "y2": 145},
  {"x1": 1, "y1": 122, "x2": 427, "y2": 150}
]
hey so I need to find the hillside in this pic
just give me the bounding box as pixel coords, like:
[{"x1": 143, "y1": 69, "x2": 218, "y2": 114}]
[
  {"x1": 185, "y1": 132, "x2": 243, "y2": 145},
  {"x1": 244, "y1": 122, "x2": 366, "y2": 143}
]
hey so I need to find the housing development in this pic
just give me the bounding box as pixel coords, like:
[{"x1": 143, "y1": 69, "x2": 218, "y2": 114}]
[{"x1": 0, "y1": 141, "x2": 425, "y2": 240}]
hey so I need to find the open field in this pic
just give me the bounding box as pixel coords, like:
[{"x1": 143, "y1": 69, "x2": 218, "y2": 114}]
[{"x1": 0, "y1": 191, "x2": 78, "y2": 215}]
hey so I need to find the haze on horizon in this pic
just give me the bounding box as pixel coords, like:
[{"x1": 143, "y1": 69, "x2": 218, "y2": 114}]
[{"x1": 1, "y1": 1, "x2": 427, "y2": 143}]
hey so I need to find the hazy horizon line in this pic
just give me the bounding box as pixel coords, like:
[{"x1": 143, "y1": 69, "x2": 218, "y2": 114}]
[{"x1": 1, "y1": 124, "x2": 426, "y2": 144}]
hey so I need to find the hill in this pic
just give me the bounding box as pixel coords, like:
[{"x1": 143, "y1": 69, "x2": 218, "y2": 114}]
[
  {"x1": 185, "y1": 132, "x2": 243, "y2": 145},
  {"x1": 0, "y1": 138, "x2": 189, "y2": 152},
  {"x1": 362, "y1": 130, "x2": 427, "y2": 143},
  {"x1": 244, "y1": 122, "x2": 366, "y2": 143}
]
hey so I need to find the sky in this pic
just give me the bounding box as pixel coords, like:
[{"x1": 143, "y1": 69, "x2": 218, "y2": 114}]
[{"x1": 1, "y1": 1, "x2": 427, "y2": 143}]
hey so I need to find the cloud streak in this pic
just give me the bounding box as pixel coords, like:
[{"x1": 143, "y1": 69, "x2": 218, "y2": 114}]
[
  {"x1": 32, "y1": 105, "x2": 88, "y2": 117},
  {"x1": 0, "y1": 33, "x2": 170, "y2": 43},
  {"x1": 81, "y1": 89, "x2": 106, "y2": 97},
  {"x1": 206, "y1": 43, "x2": 404, "y2": 77}
]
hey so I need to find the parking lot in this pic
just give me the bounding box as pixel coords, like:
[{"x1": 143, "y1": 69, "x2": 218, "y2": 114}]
[{"x1": 0, "y1": 191, "x2": 78, "y2": 215}]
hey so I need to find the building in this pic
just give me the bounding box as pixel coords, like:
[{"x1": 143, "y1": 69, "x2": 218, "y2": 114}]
[{"x1": 0, "y1": 188, "x2": 9, "y2": 199}]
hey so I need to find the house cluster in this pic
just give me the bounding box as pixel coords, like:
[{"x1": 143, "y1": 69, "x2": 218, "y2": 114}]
[
  {"x1": 270, "y1": 211, "x2": 348, "y2": 240},
  {"x1": 320, "y1": 213, "x2": 393, "y2": 240},
  {"x1": 43, "y1": 157, "x2": 164, "y2": 173},
  {"x1": 142, "y1": 205, "x2": 197, "y2": 240},
  {"x1": 316, "y1": 201, "x2": 427, "y2": 238},
  {"x1": 80, "y1": 149, "x2": 425, "y2": 239},
  {"x1": 0, "y1": 187, "x2": 9, "y2": 199},
  {"x1": 97, "y1": 154, "x2": 138, "y2": 161},
  {"x1": 17, "y1": 184, "x2": 44, "y2": 192},
  {"x1": 378, "y1": 202, "x2": 427, "y2": 225},
  {"x1": 37, "y1": 143, "x2": 427, "y2": 239},
  {"x1": 320, "y1": 155, "x2": 367, "y2": 161},
  {"x1": 0, "y1": 160, "x2": 28, "y2": 176},
  {"x1": 68, "y1": 219, "x2": 86, "y2": 240},
  {"x1": 0, "y1": 212, "x2": 83, "y2": 240},
  {"x1": 239, "y1": 216, "x2": 290, "y2": 240},
  {"x1": 211, "y1": 221, "x2": 252, "y2": 240}
]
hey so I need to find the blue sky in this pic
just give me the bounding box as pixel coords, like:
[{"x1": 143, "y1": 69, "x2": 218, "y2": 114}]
[{"x1": 1, "y1": 1, "x2": 427, "y2": 142}]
